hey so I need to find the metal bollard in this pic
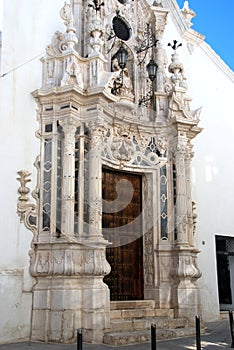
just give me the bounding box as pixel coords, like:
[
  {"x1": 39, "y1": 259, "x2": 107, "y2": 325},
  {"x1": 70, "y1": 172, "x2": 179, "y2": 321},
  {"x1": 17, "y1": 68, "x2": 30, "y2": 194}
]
[
  {"x1": 195, "y1": 315, "x2": 201, "y2": 350},
  {"x1": 151, "y1": 323, "x2": 157, "y2": 350},
  {"x1": 77, "y1": 328, "x2": 82, "y2": 350},
  {"x1": 229, "y1": 310, "x2": 234, "y2": 348}
]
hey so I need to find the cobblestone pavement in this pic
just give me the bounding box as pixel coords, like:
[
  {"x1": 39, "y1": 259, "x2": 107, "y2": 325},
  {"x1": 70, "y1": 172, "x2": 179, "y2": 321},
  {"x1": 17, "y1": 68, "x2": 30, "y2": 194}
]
[{"x1": 0, "y1": 320, "x2": 232, "y2": 349}]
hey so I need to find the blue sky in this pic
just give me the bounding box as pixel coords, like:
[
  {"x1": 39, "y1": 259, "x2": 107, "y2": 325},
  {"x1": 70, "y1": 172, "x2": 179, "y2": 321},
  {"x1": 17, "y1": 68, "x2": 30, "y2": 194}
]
[{"x1": 177, "y1": 0, "x2": 234, "y2": 71}]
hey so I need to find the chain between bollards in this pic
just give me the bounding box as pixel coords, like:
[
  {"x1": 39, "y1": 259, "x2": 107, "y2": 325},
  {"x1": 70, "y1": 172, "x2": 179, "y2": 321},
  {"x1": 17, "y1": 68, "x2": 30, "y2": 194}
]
[
  {"x1": 77, "y1": 328, "x2": 82, "y2": 350},
  {"x1": 151, "y1": 323, "x2": 157, "y2": 350},
  {"x1": 229, "y1": 310, "x2": 234, "y2": 348},
  {"x1": 195, "y1": 315, "x2": 201, "y2": 350}
]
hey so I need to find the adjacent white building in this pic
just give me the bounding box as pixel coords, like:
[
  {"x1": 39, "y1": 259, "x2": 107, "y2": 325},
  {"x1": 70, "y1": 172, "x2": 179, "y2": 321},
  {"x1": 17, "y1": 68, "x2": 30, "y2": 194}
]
[{"x1": 0, "y1": 0, "x2": 234, "y2": 344}]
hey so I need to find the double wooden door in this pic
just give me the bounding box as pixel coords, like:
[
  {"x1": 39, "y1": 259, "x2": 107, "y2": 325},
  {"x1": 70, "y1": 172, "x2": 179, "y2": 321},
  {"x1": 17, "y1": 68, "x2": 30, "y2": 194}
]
[{"x1": 102, "y1": 168, "x2": 144, "y2": 301}]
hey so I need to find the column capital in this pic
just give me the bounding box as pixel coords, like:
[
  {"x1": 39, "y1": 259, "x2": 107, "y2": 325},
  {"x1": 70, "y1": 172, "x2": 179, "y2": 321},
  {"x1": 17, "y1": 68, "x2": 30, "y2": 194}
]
[{"x1": 59, "y1": 117, "x2": 79, "y2": 130}]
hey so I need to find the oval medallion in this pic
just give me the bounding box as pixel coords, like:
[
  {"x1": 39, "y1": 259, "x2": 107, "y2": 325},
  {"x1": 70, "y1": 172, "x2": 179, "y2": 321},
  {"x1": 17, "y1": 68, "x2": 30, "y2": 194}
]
[{"x1": 112, "y1": 15, "x2": 132, "y2": 41}]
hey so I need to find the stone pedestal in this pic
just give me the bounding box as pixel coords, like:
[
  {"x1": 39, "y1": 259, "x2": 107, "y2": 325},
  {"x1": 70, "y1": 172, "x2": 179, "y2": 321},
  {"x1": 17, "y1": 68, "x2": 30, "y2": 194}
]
[
  {"x1": 176, "y1": 279, "x2": 201, "y2": 324},
  {"x1": 30, "y1": 241, "x2": 111, "y2": 343},
  {"x1": 174, "y1": 249, "x2": 202, "y2": 324}
]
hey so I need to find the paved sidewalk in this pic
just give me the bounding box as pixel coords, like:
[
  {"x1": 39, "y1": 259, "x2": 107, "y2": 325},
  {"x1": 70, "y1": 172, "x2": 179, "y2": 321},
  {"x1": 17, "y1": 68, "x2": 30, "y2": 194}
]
[{"x1": 0, "y1": 320, "x2": 232, "y2": 349}]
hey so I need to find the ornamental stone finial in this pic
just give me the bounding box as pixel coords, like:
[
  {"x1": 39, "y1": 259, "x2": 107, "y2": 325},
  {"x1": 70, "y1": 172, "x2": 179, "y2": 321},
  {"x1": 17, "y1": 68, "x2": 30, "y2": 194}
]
[
  {"x1": 168, "y1": 51, "x2": 184, "y2": 87},
  {"x1": 87, "y1": 6, "x2": 104, "y2": 55},
  {"x1": 60, "y1": 1, "x2": 74, "y2": 31},
  {"x1": 59, "y1": 1, "x2": 78, "y2": 52},
  {"x1": 89, "y1": 13, "x2": 104, "y2": 54},
  {"x1": 181, "y1": 1, "x2": 196, "y2": 28}
]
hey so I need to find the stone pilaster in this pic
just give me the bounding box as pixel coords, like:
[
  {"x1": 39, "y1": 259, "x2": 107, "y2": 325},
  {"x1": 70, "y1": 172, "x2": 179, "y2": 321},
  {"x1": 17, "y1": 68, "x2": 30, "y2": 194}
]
[
  {"x1": 172, "y1": 136, "x2": 202, "y2": 323},
  {"x1": 185, "y1": 145, "x2": 194, "y2": 247},
  {"x1": 173, "y1": 136, "x2": 189, "y2": 246}
]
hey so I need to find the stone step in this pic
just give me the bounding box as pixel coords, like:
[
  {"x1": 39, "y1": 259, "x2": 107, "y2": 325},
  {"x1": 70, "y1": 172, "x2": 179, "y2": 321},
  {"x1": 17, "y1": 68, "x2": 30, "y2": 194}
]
[
  {"x1": 103, "y1": 327, "x2": 197, "y2": 346},
  {"x1": 110, "y1": 307, "x2": 175, "y2": 320},
  {"x1": 220, "y1": 311, "x2": 229, "y2": 320},
  {"x1": 110, "y1": 300, "x2": 156, "y2": 310},
  {"x1": 109, "y1": 317, "x2": 188, "y2": 332}
]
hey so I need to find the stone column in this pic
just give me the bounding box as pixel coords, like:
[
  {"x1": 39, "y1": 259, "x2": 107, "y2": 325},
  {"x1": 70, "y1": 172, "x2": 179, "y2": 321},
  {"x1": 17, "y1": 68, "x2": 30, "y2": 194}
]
[
  {"x1": 60, "y1": 118, "x2": 77, "y2": 238},
  {"x1": 153, "y1": 7, "x2": 169, "y2": 92},
  {"x1": 78, "y1": 123, "x2": 85, "y2": 237},
  {"x1": 88, "y1": 120, "x2": 105, "y2": 239},
  {"x1": 155, "y1": 41, "x2": 166, "y2": 93},
  {"x1": 79, "y1": 119, "x2": 111, "y2": 342}
]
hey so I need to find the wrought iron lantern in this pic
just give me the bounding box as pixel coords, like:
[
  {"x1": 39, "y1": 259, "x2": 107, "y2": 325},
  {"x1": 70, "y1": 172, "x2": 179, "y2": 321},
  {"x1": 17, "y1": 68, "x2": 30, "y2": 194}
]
[
  {"x1": 139, "y1": 58, "x2": 158, "y2": 106},
  {"x1": 111, "y1": 45, "x2": 128, "y2": 95},
  {"x1": 116, "y1": 45, "x2": 128, "y2": 69},
  {"x1": 146, "y1": 59, "x2": 157, "y2": 81}
]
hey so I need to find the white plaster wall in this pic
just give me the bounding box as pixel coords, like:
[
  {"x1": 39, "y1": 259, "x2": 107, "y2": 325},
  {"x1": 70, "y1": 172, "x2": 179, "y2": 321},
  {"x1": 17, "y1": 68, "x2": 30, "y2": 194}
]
[
  {"x1": 0, "y1": 0, "x2": 64, "y2": 342},
  {"x1": 163, "y1": 12, "x2": 234, "y2": 321}
]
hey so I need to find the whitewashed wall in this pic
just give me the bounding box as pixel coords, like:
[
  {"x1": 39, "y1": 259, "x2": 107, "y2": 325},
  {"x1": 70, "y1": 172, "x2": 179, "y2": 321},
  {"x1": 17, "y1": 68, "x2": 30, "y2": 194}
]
[
  {"x1": 163, "y1": 9, "x2": 234, "y2": 321},
  {"x1": 0, "y1": 0, "x2": 64, "y2": 342}
]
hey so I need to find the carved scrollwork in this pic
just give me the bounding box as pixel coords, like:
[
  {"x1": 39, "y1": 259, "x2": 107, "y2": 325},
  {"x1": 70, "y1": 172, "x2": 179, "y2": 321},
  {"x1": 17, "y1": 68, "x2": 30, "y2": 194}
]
[
  {"x1": 30, "y1": 245, "x2": 111, "y2": 277},
  {"x1": 46, "y1": 31, "x2": 68, "y2": 57},
  {"x1": 17, "y1": 170, "x2": 38, "y2": 235},
  {"x1": 177, "y1": 254, "x2": 202, "y2": 283}
]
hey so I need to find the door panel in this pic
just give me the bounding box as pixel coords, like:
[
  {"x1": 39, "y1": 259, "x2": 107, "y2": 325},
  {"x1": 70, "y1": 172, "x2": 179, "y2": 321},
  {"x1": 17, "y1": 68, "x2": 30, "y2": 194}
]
[{"x1": 102, "y1": 168, "x2": 143, "y2": 301}]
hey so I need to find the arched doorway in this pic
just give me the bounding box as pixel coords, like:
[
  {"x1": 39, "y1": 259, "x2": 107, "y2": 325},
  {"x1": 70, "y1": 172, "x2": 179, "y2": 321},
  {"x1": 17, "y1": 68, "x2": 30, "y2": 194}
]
[{"x1": 102, "y1": 168, "x2": 144, "y2": 300}]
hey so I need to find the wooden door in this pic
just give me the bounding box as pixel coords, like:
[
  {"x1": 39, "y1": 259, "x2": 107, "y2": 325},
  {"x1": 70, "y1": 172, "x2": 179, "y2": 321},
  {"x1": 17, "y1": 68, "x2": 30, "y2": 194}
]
[{"x1": 102, "y1": 168, "x2": 144, "y2": 301}]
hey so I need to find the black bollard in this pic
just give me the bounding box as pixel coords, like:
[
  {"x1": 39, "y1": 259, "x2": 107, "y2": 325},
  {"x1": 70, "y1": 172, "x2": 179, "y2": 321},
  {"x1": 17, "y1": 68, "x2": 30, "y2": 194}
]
[
  {"x1": 151, "y1": 323, "x2": 156, "y2": 350},
  {"x1": 77, "y1": 328, "x2": 82, "y2": 350},
  {"x1": 195, "y1": 315, "x2": 201, "y2": 350},
  {"x1": 229, "y1": 310, "x2": 234, "y2": 348}
]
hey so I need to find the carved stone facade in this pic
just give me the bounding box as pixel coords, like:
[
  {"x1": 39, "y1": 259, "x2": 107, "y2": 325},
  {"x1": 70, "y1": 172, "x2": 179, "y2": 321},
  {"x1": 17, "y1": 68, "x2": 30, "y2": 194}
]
[{"x1": 16, "y1": 0, "x2": 202, "y2": 343}]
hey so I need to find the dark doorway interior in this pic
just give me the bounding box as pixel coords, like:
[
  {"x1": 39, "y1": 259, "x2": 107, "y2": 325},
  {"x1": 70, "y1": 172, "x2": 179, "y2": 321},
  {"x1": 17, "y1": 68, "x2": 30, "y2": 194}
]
[
  {"x1": 216, "y1": 236, "x2": 232, "y2": 306},
  {"x1": 102, "y1": 168, "x2": 144, "y2": 301}
]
